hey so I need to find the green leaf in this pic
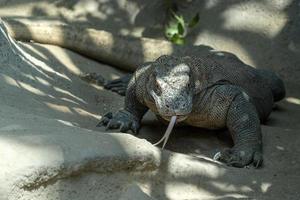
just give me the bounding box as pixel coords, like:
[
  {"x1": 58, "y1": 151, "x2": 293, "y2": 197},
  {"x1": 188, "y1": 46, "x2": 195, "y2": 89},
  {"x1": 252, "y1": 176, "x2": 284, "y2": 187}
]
[
  {"x1": 171, "y1": 10, "x2": 185, "y2": 28},
  {"x1": 164, "y1": 23, "x2": 179, "y2": 40},
  {"x1": 188, "y1": 13, "x2": 199, "y2": 28},
  {"x1": 170, "y1": 34, "x2": 185, "y2": 45},
  {"x1": 177, "y1": 22, "x2": 185, "y2": 36}
]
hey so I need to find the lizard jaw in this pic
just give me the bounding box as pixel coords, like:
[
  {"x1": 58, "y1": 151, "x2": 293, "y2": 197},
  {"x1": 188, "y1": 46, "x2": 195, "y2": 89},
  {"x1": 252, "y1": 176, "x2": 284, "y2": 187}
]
[{"x1": 162, "y1": 115, "x2": 187, "y2": 122}]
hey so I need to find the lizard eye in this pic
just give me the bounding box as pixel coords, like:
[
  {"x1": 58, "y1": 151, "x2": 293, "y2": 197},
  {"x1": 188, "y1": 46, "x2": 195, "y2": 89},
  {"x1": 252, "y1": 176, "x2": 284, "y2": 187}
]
[{"x1": 155, "y1": 81, "x2": 162, "y2": 96}]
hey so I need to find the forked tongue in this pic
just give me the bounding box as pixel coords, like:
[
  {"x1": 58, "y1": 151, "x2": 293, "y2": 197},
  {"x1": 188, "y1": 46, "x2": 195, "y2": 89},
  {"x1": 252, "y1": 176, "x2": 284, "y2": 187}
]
[{"x1": 153, "y1": 115, "x2": 177, "y2": 149}]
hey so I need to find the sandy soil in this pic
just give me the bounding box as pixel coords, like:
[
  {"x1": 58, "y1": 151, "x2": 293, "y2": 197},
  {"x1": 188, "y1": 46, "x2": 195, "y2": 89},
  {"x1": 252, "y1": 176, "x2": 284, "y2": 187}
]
[{"x1": 0, "y1": 1, "x2": 299, "y2": 200}]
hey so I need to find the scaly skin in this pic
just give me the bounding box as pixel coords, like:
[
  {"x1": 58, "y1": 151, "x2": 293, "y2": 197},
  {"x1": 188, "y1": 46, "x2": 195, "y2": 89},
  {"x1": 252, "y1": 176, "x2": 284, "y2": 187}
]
[{"x1": 97, "y1": 54, "x2": 285, "y2": 168}]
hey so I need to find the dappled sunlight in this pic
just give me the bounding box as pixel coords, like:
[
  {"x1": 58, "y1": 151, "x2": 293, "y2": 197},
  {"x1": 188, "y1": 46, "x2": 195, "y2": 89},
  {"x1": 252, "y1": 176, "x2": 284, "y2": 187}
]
[
  {"x1": 1, "y1": 26, "x2": 116, "y2": 132},
  {"x1": 35, "y1": 76, "x2": 51, "y2": 86},
  {"x1": 25, "y1": 61, "x2": 54, "y2": 81},
  {"x1": 222, "y1": 2, "x2": 288, "y2": 38},
  {"x1": 286, "y1": 97, "x2": 300, "y2": 105},
  {"x1": 72, "y1": 107, "x2": 100, "y2": 119},
  {"x1": 205, "y1": 0, "x2": 220, "y2": 9},
  {"x1": 164, "y1": 183, "x2": 214, "y2": 199},
  {"x1": 21, "y1": 72, "x2": 35, "y2": 81},
  {"x1": 276, "y1": 145, "x2": 285, "y2": 151},
  {"x1": 60, "y1": 97, "x2": 81, "y2": 105},
  {"x1": 141, "y1": 38, "x2": 174, "y2": 60},
  {"x1": 48, "y1": 47, "x2": 82, "y2": 75},
  {"x1": 44, "y1": 102, "x2": 73, "y2": 114},
  {"x1": 1, "y1": 74, "x2": 19, "y2": 87},
  {"x1": 260, "y1": 182, "x2": 272, "y2": 193},
  {"x1": 21, "y1": 41, "x2": 50, "y2": 61},
  {"x1": 8, "y1": 33, "x2": 71, "y2": 82},
  {"x1": 150, "y1": 181, "x2": 250, "y2": 199},
  {"x1": 0, "y1": 2, "x2": 61, "y2": 17},
  {"x1": 43, "y1": 67, "x2": 71, "y2": 82},
  {"x1": 53, "y1": 86, "x2": 86, "y2": 104},
  {"x1": 72, "y1": 0, "x2": 101, "y2": 17},
  {"x1": 210, "y1": 181, "x2": 253, "y2": 193},
  {"x1": 56, "y1": 119, "x2": 77, "y2": 127},
  {"x1": 168, "y1": 153, "x2": 226, "y2": 179},
  {"x1": 18, "y1": 81, "x2": 47, "y2": 96},
  {"x1": 196, "y1": 31, "x2": 255, "y2": 66},
  {"x1": 0, "y1": 0, "x2": 299, "y2": 199},
  {"x1": 263, "y1": 0, "x2": 294, "y2": 10},
  {"x1": 2, "y1": 73, "x2": 52, "y2": 98},
  {"x1": 119, "y1": 27, "x2": 144, "y2": 37}
]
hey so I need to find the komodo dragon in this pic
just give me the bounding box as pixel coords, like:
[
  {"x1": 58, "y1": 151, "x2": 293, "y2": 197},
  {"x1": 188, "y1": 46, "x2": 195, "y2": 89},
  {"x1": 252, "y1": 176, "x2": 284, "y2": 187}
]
[
  {"x1": 94, "y1": 54, "x2": 285, "y2": 168},
  {"x1": 3, "y1": 18, "x2": 285, "y2": 168}
]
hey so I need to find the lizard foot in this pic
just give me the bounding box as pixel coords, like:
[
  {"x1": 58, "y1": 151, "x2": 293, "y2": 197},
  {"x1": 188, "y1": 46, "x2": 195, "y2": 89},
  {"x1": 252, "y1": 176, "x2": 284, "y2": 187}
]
[
  {"x1": 80, "y1": 72, "x2": 106, "y2": 85},
  {"x1": 80, "y1": 73, "x2": 131, "y2": 96},
  {"x1": 104, "y1": 74, "x2": 132, "y2": 96},
  {"x1": 97, "y1": 110, "x2": 140, "y2": 134},
  {"x1": 215, "y1": 145, "x2": 263, "y2": 168}
]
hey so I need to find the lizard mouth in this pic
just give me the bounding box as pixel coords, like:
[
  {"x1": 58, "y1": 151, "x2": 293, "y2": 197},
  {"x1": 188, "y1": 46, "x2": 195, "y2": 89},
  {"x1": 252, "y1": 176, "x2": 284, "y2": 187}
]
[{"x1": 163, "y1": 115, "x2": 187, "y2": 122}]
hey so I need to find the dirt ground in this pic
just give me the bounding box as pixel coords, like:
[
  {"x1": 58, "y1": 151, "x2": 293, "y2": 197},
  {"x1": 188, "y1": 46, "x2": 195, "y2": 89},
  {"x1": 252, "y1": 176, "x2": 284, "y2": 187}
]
[{"x1": 0, "y1": 0, "x2": 299, "y2": 200}]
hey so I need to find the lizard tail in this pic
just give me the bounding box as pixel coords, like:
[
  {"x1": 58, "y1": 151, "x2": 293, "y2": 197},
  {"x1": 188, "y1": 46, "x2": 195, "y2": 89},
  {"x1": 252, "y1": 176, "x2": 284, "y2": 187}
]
[{"x1": 258, "y1": 69, "x2": 286, "y2": 102}]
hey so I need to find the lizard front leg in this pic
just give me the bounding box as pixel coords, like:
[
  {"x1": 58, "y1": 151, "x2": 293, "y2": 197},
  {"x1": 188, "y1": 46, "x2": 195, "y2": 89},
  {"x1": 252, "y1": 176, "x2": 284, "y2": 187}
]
[
  {"x1": 217, "y1": 88, "x2": 263, "y2": 168},
  {"x1": 97, "y1": 74, "x2": 148, "y2": 134},
  {"x1": 80, "y1": 73, "x2": 132, "y2": 96},
  {"x1": 104, "y1": 74, "x2": 132, "y2": 96}
]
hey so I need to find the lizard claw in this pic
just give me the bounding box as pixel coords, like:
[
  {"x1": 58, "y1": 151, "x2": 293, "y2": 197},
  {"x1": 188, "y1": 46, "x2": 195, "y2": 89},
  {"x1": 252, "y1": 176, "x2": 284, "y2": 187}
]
[
  {"x1": 96, "y1": 112, "x2": 112, "y2": 127},
  {"x1": 215, "y1": 145, "x2": 263, "y2": 168},
  {"x1": 130, "y1": 122, "x2": 139, "y2": 135},
  {"x1": 97, "y1": 110, "x2": 140, "y2": 134},
  {"x1": 80, "y1": 72, "x2": 106, "y2": 85},
  {"x1": 104, "y1": 74, "x2": 132, "y2": 96}
]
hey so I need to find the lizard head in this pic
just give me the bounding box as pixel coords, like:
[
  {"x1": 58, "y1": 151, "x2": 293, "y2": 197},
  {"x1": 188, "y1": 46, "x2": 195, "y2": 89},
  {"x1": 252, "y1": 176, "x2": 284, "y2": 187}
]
[{"x1": 148, "y1": 56, "x2": 194, "y2": 122}]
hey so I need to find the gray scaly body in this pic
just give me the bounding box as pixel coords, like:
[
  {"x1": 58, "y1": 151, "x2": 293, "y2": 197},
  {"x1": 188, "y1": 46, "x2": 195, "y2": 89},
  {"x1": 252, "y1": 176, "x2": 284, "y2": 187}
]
[{"x1": 98, "y1": 53, "x2": 285, "y2": 168}]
